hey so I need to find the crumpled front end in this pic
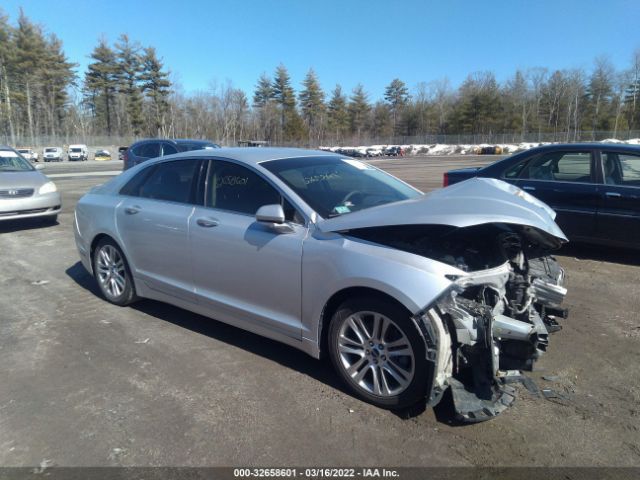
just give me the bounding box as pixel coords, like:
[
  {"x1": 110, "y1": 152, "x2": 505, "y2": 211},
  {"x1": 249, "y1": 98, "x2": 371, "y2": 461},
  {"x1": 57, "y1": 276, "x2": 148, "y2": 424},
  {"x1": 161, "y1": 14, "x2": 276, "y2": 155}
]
[{"x1": 414, "y1": 244, "x2": 567, "y2": 422}]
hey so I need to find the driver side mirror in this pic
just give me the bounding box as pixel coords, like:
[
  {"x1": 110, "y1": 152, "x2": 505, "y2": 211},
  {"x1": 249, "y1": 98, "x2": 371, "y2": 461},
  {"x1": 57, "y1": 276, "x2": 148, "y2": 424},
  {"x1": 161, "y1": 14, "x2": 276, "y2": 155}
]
[{"x1": 256, "y1": 204, "x2": 293, "y2": 233}]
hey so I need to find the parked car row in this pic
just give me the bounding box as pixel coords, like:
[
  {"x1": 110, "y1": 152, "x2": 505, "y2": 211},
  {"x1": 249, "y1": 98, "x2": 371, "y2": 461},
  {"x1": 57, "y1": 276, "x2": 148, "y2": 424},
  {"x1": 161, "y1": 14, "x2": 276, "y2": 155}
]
[
  {"x1": 17, "y1": 145, "x2": 91, "y2": 162},
  {"x1": 332, "y1": 146, "x2": 405, "y2": 159}
]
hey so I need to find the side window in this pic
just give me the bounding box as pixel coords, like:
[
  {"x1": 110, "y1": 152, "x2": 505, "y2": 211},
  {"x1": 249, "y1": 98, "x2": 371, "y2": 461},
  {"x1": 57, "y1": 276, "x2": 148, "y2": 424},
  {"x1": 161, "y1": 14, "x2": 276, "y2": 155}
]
[
  {"x1": 162, "y1": 143, "x2": 178, "y2": 156},
  {"x1": 120, "y1": 165, "x2": 156, "y2": 196},
  {"x1": 129, "y1": 160, "x2": 200, "y2": 204},
  {"x1": 503, "y1": 158, "x2": 530, "y2": 179},
  {"x1": 520, "y1": 152, "x2": 592, "y2": 183},
  {"x1": 602, "y1": 152, "x2": 640, "y2": 186},
  {"x1": 208, "y1": 160, "x2": 301, "y2": 221},
  {"x1": 134, "y1": 142, "x2": 160, "y2": 159}
]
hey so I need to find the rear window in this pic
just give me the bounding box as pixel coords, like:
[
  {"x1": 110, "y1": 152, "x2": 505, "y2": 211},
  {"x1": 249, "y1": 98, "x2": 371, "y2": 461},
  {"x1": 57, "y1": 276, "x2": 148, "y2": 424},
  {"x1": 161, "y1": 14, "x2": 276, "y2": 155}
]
[
  {"x1": 45, "y1": 148, "x2": 57, "y2": 152},
  {"x1": 177, "y1": 142, "x2": 219, "y2": 152},
  {"x1": 132, "y1": 142, "x2": 161, "y2": 159},
  {"x1": 70, "y1": 148, "x2": 81, "y2": 152}
]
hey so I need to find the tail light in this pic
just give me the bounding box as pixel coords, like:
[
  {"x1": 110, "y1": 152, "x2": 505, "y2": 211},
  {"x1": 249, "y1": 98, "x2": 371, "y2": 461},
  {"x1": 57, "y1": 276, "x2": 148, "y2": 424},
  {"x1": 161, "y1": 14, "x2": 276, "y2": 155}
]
[{"x1": 443, "y1": 172, "x2": 449, "y2": 187}]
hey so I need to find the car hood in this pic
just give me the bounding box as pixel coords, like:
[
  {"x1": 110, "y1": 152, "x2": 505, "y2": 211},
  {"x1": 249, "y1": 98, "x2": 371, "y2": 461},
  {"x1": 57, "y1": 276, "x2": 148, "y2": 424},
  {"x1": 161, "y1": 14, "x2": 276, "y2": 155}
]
[
  {"x1": 0, "y1": 171, "x2": 48, "y2": 189},
  {"x1": 317, "y1": 177, "x2": 567, "y2": 246}
]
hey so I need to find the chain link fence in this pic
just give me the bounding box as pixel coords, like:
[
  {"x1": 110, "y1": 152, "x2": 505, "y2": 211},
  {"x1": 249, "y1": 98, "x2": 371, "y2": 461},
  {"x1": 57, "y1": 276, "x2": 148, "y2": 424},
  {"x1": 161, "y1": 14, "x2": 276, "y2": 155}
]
[{"x1": 3, "y1": 130, "x2": 640, "y2": 151}]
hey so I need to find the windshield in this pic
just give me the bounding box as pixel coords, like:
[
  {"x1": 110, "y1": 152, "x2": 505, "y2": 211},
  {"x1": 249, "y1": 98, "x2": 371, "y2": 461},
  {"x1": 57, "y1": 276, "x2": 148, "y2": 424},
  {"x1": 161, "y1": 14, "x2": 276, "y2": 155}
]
[
  {"x1": 45, "y1": 148, "x2": 57, "y2": 152},
  {"x1": 0, "y1": 151, "x2": 34, "y2": 172},
  {"x1": 262, "y1": 156, "x2": 421, "y2": 218},
  {"x1": 17, "y1": 149, "x2": 29, "y2": 153},
  {"x1": 70, "y1": 148, "x2": 81, "y2": 152}
]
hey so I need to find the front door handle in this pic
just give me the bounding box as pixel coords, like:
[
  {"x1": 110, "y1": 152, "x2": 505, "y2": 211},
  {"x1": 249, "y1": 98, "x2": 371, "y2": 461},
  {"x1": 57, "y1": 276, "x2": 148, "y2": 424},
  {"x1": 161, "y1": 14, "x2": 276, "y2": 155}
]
[
  {"x1": 196, "y1": 217, "x2": 219, "y2": 228},
  {"x1": 124, "y1": 205, "x2": 141, "y2": 215},
  {"x1": 522, "y1": 186, "x2": 536, "y2": 191},
  {"x1": 605, "y1": 192, "x2": 621, "y2": 198}
]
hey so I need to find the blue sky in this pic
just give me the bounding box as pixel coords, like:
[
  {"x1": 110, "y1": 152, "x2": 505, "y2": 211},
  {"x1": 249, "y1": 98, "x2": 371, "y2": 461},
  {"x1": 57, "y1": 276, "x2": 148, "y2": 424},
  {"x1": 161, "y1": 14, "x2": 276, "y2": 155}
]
[{"x1": 3, "y1": 0, "x2": 640, "y2": 100}]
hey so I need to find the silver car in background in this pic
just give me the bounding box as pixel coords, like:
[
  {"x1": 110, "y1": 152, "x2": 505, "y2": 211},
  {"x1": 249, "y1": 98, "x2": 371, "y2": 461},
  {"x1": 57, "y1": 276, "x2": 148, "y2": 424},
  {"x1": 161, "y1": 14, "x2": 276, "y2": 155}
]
[
  {"x1": 0, "y1": 146, "x2": 61, "y2": 223},
  {"x1": 74, "y1": 148, "x2": 568, "y2": 421}
]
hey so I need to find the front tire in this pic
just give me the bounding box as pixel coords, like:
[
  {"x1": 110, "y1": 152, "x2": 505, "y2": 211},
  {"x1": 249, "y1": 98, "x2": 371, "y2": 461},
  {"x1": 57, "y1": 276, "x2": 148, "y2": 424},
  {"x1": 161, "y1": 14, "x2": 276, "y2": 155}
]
[
  {"x1": 328, "y1": 297, "x2": 432, "y2": 409},
  {"x1": 93, "y1": 238, "x2": 137, "y2": 306}
]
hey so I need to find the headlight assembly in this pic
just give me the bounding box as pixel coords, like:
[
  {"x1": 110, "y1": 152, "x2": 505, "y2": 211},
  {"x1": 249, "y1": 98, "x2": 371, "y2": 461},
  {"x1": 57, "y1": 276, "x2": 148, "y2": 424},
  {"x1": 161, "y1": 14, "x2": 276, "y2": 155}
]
[{"x1": 38, "y1": 181, "x2": 57, "y2": 195}]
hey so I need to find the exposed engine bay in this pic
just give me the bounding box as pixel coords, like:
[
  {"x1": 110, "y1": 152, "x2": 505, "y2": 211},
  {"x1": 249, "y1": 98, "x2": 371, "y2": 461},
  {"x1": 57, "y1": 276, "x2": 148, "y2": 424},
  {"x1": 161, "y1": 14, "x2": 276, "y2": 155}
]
[{"x1": 349, "y1": 223, "x2": 568, "y2": 422}]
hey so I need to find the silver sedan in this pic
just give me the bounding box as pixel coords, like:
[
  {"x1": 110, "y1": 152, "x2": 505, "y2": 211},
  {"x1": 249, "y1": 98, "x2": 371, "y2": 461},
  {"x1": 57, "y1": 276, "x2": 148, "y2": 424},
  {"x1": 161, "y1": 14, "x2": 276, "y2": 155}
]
[
  {"x1": 74, "y1": 148, "x2": 568, "y2": 421},
  {"x1": 0, "y1": 146, "x2": 61, "y2": 223}
]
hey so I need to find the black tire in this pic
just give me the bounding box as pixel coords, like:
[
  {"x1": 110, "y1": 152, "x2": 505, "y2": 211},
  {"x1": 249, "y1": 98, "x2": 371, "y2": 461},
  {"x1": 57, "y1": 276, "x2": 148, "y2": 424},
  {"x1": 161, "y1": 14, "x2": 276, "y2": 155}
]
[
  {"x1": 92, "y1": 238, "x2": 138, "y2": 306},
  {"x1": 328, "y1": 296, "x2": 432, "y2": 409}
]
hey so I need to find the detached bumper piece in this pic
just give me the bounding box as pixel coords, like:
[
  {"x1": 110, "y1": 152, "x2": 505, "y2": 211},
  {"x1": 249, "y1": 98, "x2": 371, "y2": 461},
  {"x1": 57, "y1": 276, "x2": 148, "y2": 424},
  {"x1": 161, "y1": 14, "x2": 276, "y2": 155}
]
[
  {"x1": 449, "y1": 377, "x2": 516, "y2": 423},
  {"x1": 428, "y1": 255, "x2": 568, "y2": 422}
]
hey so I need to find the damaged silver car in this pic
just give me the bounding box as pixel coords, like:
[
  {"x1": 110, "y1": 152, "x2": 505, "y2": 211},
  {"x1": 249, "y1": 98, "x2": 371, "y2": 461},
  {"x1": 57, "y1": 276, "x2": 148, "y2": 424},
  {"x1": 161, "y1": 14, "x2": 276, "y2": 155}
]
[{"x1": 74, "y1": 149, "x2": 568, "y2": 421}]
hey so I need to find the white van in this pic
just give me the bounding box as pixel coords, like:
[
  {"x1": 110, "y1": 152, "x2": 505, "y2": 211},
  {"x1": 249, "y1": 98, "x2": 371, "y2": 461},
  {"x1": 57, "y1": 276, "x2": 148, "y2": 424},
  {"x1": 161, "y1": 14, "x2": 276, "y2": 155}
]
[{"x1": 68, "y1": 144, "x2": 88, "y2": 161}]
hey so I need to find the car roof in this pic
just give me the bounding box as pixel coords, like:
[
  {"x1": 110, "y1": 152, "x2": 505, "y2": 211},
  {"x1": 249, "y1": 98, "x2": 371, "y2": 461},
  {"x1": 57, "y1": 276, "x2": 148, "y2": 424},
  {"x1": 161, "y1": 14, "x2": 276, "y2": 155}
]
[
  {"x1": 131, "y1": 138, "x2": 217, "y2": 146},
  {"x1": 157, "y1": 147, "x2": 338, "y2": 166},
  {"x1": 174, "y1": 139, "x2": 217, "y2": 145}
]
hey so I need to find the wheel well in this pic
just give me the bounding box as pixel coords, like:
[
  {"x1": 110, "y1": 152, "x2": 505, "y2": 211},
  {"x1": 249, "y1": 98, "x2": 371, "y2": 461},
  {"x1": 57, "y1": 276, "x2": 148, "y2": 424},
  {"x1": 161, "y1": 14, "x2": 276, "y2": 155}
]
[
  {"x1": 318, "y1": 287, "x2": 411, "y2": 359},
  {"x1": 89, "y1": 234, "x2": 124, "y2": 272}
]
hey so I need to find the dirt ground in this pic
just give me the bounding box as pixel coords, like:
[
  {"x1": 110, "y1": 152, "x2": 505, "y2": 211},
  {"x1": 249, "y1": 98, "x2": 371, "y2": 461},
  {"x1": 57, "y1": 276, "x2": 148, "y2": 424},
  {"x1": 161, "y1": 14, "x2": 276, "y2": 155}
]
[{"x1": 0, "y1": 155, "x2": 638, "y2": 467}]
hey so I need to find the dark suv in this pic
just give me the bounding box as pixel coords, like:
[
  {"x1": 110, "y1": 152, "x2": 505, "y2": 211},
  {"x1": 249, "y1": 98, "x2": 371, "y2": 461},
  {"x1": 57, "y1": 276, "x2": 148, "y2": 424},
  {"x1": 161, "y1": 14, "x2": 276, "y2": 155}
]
[{"x1": 123, "y1": 139, "x2": 220, "y2": 170}]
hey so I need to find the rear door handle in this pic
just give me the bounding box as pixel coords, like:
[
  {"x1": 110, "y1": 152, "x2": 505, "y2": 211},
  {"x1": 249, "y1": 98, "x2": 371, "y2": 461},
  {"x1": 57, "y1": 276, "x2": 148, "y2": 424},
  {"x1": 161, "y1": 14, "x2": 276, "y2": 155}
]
[
  {"x1": 124, "y1": 205, "x2": 141, "y2": 215},
  {"x1": 605, "y1": 192, "x2": 621, "y2": 198},
  {"x1": 522, "y1": 186, "x2": 536, "y2": 191},
  {"x1": 196, "y1": 217, "x2": 219, "y2": 228}
]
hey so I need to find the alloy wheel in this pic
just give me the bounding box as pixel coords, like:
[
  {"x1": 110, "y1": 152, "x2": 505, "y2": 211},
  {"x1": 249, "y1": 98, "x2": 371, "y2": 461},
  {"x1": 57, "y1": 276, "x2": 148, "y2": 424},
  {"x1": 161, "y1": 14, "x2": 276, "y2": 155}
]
[
  {"x1": 337, "y1": 311, "x2": 415, "y2": 397},
  {"x1": 96, "y1": 245, "x2": 127, "y2": 298}
]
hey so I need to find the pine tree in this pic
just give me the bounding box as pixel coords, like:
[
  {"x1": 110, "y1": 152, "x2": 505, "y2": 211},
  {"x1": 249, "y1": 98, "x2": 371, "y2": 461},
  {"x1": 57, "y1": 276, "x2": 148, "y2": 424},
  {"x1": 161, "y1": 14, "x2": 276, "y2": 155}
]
[
  {"x1": 0, "y1": 11, "x2": 16, "y2": 144},
  {"x1": 271, "y1": 64, "x2": 304, "y2": 141},
  {"x1": 327, "y1": 85, "x2": 349, "y2": 143},
  {"x1": 115, "y1": 34, "x2": 144, "y2": 136},
  {"x1": 253, "y1": 73, "x2": 273, "y2": 107},
  {"x1": 298, "y1": 68, "x2": 325, "y2": 142},
  {"x1": 348, "y1": 84, "x2": 370, "y2": 141},
  {"x1": 40, "y1": 34, "x2": 76, "y2": 136},
  {"x1": 85, "y1": 38, "x2": 119, "y2": 136},
  {"x1": 140, "y1": 46, "x2": 171, "y2": 136},
  {"x1": 271, "y1": 64, "x2": 295, "y2": 131},
  {"x1": 252, "y1": 73, "x2": 276, "y2": 141},
  {"x1": 384, "y1": 78, "x2": 409, "y2": 134},
  {"x1": 13, "y1": 10, "x2": 47, "y2": 142},
  {"x1": 371, "y1": 101, "x2": 393, "y2": 138}
]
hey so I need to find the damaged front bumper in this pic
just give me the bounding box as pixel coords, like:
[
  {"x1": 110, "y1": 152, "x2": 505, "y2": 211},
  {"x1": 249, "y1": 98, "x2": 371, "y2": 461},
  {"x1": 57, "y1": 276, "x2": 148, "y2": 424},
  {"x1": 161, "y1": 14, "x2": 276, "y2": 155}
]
[{"x1": 414, "y1": 257, "x2": 568, "y2": 422}]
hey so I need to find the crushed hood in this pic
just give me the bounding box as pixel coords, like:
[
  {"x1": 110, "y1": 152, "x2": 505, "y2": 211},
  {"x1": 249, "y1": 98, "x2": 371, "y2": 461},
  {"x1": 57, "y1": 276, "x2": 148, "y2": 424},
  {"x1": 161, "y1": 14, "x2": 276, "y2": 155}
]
[{"x1": 318, "y1": 177, "x2": 567, "y2": 245}]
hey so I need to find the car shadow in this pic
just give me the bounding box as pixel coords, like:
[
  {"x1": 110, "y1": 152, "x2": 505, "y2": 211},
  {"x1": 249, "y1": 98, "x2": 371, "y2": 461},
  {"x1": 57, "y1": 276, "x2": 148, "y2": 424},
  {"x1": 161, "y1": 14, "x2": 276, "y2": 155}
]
[
  {"x1": 558, "y1": 243, "x2": 640, "y2": 266},
  {"x1": 65, "y1": 260, "x2": 456, "y2": 423},
  {"x1": 0, "y1": 217, "x2": 59, "y2": 234}
]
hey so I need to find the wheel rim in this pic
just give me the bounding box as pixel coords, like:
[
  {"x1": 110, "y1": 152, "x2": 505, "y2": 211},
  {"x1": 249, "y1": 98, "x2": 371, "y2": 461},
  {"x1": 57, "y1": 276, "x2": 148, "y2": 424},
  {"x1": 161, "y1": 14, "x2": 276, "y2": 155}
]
[
  {"x1": 337, "y1": 311, "x2": 415, "y2": 397},
  {"x1": 96, "y1": 245, "x2": 126, "y2": 298}
]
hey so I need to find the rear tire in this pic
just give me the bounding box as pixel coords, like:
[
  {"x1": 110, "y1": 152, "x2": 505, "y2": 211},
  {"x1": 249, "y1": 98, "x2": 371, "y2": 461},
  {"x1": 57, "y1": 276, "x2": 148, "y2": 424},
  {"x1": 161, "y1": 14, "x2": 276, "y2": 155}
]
[
  {"x1": 328, "y1": 297, "x2": 432, "y2": 409},
  {"x1": 92, "y1": 238, "x2": 138, "y2": 306}
]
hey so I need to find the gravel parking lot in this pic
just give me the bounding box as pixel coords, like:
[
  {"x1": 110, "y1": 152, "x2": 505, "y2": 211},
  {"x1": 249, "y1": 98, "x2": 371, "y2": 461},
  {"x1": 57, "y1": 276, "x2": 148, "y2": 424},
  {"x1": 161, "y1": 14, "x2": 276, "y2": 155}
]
[{"x1": 1, "y1": 155, "x2": 639, "y2": 467}]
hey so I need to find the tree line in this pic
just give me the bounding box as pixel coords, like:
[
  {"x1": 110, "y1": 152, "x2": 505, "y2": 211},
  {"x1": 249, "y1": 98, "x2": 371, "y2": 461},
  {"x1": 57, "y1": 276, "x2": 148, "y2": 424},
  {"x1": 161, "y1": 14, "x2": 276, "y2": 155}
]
[{"x1": 1, "y1": 9, "x2": 640, "y2": 147}]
